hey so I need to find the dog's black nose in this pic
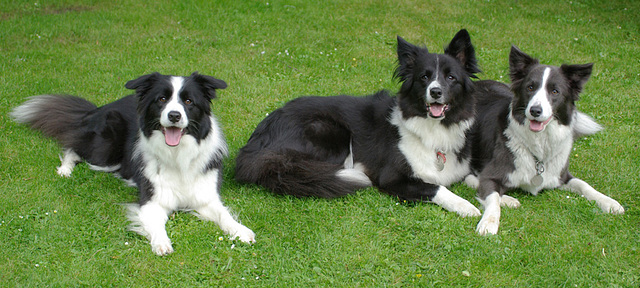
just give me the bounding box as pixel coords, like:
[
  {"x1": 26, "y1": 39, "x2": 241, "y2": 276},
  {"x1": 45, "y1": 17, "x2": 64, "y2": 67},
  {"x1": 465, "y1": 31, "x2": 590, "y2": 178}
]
[
  {"x1": 430, "y1": 87, "x2": 443, "y2": 99},
  {"x1": 168, "y1": 111, "x2": 181, "y2": 123},
  {"x1": 529, "y1": 105, "x2": 543, "y2": 117}
]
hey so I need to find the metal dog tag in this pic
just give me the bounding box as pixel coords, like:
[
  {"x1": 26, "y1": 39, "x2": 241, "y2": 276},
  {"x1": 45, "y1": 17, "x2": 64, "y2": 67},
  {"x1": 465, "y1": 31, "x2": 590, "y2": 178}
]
[
  {"x1": 531, "y1": 174, "x2": 543, "y2": 186},
  {"x1": 436, "y1": 151, "x2": 446, "y2": 172}
]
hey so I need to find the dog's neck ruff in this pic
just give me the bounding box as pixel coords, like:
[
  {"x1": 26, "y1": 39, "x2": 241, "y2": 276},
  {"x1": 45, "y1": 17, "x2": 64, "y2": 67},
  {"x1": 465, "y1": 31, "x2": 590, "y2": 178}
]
[{"x1": 505, "y1": 111, "x2": 573, "y2": 193}]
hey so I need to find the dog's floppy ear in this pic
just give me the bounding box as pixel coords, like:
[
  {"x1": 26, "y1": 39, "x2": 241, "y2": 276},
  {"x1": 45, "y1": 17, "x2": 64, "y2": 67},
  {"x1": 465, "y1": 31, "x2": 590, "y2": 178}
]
[
  {"x1": 444, "y1": 29, "x2": 480, "y2": 78},
  {"x1": 509, "y1": 46, "x2": 539, "y2": 84},
  {"x1": 190, "y1": 72, "x2": 227, "y2": 100},
  {"x1": 125, "y1": 72, "x2": 162, "y2": 96},
  {"x1": 395, "y1": 36, "x2": 424, "y2": 83}
]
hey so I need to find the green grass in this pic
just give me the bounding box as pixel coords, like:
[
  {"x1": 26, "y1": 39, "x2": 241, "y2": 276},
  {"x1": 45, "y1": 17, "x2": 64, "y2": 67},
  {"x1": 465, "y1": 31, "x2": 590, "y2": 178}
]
[{"x1": 1, "y1": 0, "x2": 639, "y2": 286}]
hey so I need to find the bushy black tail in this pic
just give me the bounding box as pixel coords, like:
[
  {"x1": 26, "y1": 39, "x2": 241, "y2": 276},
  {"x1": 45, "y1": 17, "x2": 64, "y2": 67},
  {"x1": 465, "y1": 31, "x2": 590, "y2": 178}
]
[
  {"x1": 235, "y1": 149, "x2": 371, "y2": 198},
  {"x1": 11, "y1": 95, "x2": 97, "y2": 147}
]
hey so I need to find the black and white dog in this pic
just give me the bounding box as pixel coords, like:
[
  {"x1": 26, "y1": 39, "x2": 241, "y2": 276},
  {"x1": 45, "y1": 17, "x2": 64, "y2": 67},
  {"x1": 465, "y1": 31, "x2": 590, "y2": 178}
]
[
  {"x1": 11, "y1": 72, "x2": 255, "y2": 255},
  {"x1": 235, "y1": 30, "x2": 481, "y2": 217},
  {"x1": 465, "y1": 46, "x2": 625, "y2": 235}
]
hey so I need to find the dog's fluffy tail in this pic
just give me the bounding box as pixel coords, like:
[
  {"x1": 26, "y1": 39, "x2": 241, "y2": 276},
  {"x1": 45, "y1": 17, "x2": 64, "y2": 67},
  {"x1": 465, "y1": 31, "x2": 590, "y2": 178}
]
[
  {"x1": 573, "y1": 111, "x2": 603, "y2": 138},
  {"x1": 11, "y1": 95, "x2": 97, "y2": 147},
  {"x1": 235, "y1": 149, "x2": 372, "y2": 198}
]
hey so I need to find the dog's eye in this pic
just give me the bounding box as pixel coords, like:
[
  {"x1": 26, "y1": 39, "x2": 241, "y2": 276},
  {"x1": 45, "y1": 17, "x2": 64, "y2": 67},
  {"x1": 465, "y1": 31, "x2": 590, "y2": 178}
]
[
  {"x1": 527, "y1": 85, "x2": 535, "y2": 92},
  {"x1": 551, "y1": 89, "x2": 559, "y2": 95},
  {"x1": 422, "y1": 75, "x2": 429, "y2": 80},
  {"x1": 159, "y1": 97, "x2": 167, "y2": 103},
  {"x1": 447, "y1": 74, "x2": 456, "y2": 81},
  {"x1": 184, "y1": 99, "x2": 193, "y2": 105}
]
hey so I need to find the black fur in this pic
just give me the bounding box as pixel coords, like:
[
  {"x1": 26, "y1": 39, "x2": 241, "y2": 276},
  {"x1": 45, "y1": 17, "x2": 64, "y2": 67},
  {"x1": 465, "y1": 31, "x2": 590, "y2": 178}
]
[
  {"x1": 236, "y1": 30, "x2": 480, "y2": 208},
  {"x1": 11, "y1": 72, "x2": 227, "y2": 197},
  {"x1": 466, "y1": 46, "x2": 622, "y2": 235}
]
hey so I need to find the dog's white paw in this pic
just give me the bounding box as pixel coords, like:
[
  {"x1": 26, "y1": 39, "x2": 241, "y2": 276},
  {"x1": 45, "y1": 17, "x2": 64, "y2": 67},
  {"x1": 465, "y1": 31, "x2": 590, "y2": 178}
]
[
  {"x1": 500, "y1": 195, "x2": 521, "y2": 208},
  {"x1": 151, "y1": 240, "x2": 174, "y2": 256},
  {"x1": 56, "y1": 166, "x2": 73, "y2": 177},
  {"x1": 455, "y1": 201, "x2": 482, "y2": 218},
  {"x1": 431, "y1": 186, "x2": 481, "y2": 217},
  {"x1": 230, "y1": 225, "x2": 256, "y2": 244},
  {"x1": 597, "y1": 198, "x2": 625, "y2": 214},
  {"x1": 476, "y1": 216, "x2": 499, "y2": 236},
  {"x1": 463, "y1": 174, "x2": 479, "y2": 189}
]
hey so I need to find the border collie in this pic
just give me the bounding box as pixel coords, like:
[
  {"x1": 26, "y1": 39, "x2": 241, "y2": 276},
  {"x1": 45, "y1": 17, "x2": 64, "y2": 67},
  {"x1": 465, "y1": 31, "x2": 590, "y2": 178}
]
[
  {"x1": 465, "y1": 46, "x2": 625, "y2": 235},
  {"x1": 235, "y1": 30, "x2": 481, "y2": 217},
  {"x1": 11, "y1": 72, "x2": 255, "y2": 255}
]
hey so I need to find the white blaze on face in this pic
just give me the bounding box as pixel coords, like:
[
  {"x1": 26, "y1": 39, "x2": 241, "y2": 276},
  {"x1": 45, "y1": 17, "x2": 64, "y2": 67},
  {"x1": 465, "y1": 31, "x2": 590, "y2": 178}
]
[
  {"x1": 161, "y1": 76, "x2": 188, "y2": 146},
  {"x1": 526, "y1": 67, "x2": 553, "y2": 132},
  {"x1": 160, "y1": 77, "x2": 187, "y2": 127},
  {"x1": 425, "y1": 57, "x2": 447, "y2": 119}
]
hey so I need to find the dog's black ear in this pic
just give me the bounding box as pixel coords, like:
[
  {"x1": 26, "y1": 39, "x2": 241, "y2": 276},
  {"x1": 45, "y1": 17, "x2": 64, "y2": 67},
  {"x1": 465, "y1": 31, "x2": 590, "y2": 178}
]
[
  {"x1": 509, "y1": 46, "x2": 539, "y2": 83},
  {"x1": 125, "y1": 72, "x2": 162, "y2": 96},
  {"x1": 444, "y1": 29, "x2": 481, "y2": 78},
  {"x1": 395, "y1": 36, "x2": 424, "y2": 82},
  {"x1": 561, "y1": 63, "x2": 593, "y2": 100},
  {"x1": 191, "y1": 72, "x2": 227, "y2": 100}
]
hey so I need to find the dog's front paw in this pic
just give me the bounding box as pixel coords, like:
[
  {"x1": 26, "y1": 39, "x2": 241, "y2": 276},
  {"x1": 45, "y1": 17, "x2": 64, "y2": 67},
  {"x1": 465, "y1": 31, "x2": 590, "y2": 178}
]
[
  {"x1": 500, "y1": 195, "x2": 521, "y2": 208},
  {"x1": 230, "y1": 225, "x2": 256, "y2": 244},
  {"x1": 456, "y1": 202, "x2": 482, "y2": 218},
  {"x1": 150, "y1": 240, "x2": 174, "y2": 256},
  {"x1": 598, "y1": 198, "x2": 625, "y2": 214},
  {"x1": 476, "y1": 216, "x2": 499, "y2": 236},
  {"x1": 56, "y1": 166, "x2": 73, "y2": 177}
]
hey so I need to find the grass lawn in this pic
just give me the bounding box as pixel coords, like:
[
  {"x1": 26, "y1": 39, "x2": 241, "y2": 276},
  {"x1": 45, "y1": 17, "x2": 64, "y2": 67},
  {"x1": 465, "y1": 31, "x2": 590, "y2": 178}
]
[{"x1": 1, "y1": 0, "x2": 638, "y2": 286}]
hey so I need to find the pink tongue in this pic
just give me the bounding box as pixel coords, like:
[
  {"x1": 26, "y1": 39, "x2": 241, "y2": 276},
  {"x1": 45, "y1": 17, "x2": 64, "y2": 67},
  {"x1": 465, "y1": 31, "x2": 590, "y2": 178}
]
[
  {"x1": 529, "y1": 120, "x2": 544, "y2": 132},
  {"x1": 429, "y1": 104, "x2": 445, "y2": 117},
  {"x1": 164, "y1": 127, "x2": 183, "y2": 146}
]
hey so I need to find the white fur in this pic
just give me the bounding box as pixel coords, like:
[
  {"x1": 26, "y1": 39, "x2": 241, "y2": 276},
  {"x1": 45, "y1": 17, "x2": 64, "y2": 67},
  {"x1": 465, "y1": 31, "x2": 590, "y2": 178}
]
[
  {"x1": 129, "y1": 116, "x2": 255, "y2": 256},
  {"x1": 504, "y1": 112, "x2": 573, "y2": 194},
  {"x1": 57, "y1": 149, "x2": 82, "y2": 177},
  {"x1": 500, "y1": 195, "x2": 521, "y2": 208},
  {"x1": 337, "y1": 163, "x2": 373, "y2": 187},
  {"x1": 160, "y1": 77, "x2": 189, "y2": 128},
  {"x1": 573, "y1": 111, "x2": 603, "y2": 137},
  {"x1": 339, "y1": 141, "x2": 373, "y2": 186},
  {"x1": 390, "y1": 107, "x2": 474, "y2": 186},
  {"x1": 476, "y1": 192, "x2": 501, "y2": 235},
  {"x1": 431, "y1": 186, "x2": 481, "y2": 217},
  {"x1": 425, "y1": 68, "x2": 442, "y2": 105},
  {"x1": 525, "y1": 68, "x2": 553, "y2": 122},
  {"x1": 464, "y1": 174, "x2": 479, "y2": 189},
  {"x1": 562, "y1": 178, "x2": 624, "y2": 214}
]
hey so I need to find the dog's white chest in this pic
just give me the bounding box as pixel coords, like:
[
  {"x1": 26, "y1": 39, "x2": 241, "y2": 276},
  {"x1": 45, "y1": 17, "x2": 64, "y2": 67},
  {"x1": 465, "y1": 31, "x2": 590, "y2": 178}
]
[
  {"x1": 390, "y1": 108, "x2": 473, "y2": 186},
  {"x1": 136, "y1": 116, "x2": 228, "y2": 209},
  {"x1": 504, "y1": 119, "x2": 573, "y2": 194}
]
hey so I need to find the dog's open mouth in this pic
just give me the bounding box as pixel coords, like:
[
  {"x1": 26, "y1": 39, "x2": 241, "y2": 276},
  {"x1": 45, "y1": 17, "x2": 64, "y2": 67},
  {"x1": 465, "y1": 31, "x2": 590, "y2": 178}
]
[
  {"x1": 529, "y1": 117, "x2": 552, "y2": 132},
  {"x1": 427, "y1": 103, "x2": 450, "y2": 118},
  {"x1": 162, "y1": 127, "x2": 185, "y2": 146}
]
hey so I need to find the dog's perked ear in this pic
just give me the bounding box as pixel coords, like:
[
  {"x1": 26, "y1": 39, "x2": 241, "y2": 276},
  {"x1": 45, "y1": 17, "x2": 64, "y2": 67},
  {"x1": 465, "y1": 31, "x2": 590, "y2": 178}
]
[
  {"x1": 190, "y1": 72, "x2": 228, "y2": 100},
  {"x1": 444, "y1": 29, "x2": 481, "y2": 78},
  {"x1": 508, "y1": 46, "x2": 539, "y2": 84},
  {"x1": 125, "y1": 72, "x2": 162, "y2": 95},
  {"x1": 395, "y1": 36, "x2": 425, "y2": 82},
  {"x1": 560, "y1": 63, "x2": 593, "y2": 100}
]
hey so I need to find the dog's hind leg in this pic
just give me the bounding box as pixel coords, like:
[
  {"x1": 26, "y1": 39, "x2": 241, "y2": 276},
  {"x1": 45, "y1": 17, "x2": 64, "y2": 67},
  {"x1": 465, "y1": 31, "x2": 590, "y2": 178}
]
[
  {"x1": 562, "y1": 178, "x2": 624, "y2": 214},
  {"x1": 57, "y1": 149, "x2": 82, "y2": 177}
]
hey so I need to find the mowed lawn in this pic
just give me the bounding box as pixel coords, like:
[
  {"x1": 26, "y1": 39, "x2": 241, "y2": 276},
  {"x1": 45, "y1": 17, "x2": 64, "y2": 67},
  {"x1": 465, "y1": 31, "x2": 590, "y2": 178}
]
[{"x1": 1, "y1": 0, "x2": 638, "y2": 286}]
